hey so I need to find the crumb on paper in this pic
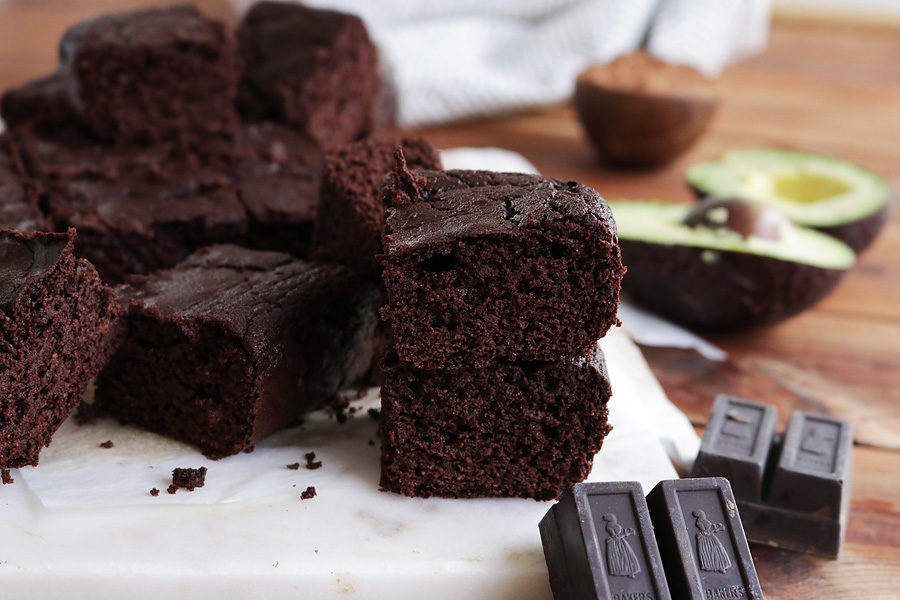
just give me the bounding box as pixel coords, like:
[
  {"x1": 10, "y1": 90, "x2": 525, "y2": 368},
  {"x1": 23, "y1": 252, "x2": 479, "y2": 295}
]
[
  {"x1": 300, "y1": 486, "x2": 317, "y2": 500},
  {"x1": 167, "y1": 466, "x2": 207, "y2": 494},
  {"x1": 1, "y1": 469, "x2": 13, "y2": 485},
  {"x1": 150, "y1": 488, "x2": 160, "y2": 497},
  {"x1": 286, "y1": 462, "x2": 300, "y2": 470},
  {"x1": 99, "y1": 440, "x2": 114, "y2": 449},
  {"x1": 305, "y1": 451, "x2": 322, "y2": 470}
]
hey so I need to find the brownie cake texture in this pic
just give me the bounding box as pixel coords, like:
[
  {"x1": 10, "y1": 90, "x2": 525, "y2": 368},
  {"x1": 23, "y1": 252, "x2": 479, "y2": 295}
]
[
  {"x1": 381, "y1": 167, "x2": 624, "y2": 370},
  {"x1": 379, "y1": 345, "x2": 612, "y2": 500},
  {"x1": 59, "y1": 5, "x2": 239, "y2": 142},
  {"x1": 94, "y1": 245, "x2": 380, "y2": 458},
  {"x1": 0, "y1": 229, "x2": 119, "y2": 468},
  {"x1": 314, "y1": 137, "x2": 441, "y2": 276},
  {"x1": 236, "y1": 1, "x2": 380, "y2": 146},
  {"x1": 0, "y1": 136, "x2": 46, "y2": 232}
]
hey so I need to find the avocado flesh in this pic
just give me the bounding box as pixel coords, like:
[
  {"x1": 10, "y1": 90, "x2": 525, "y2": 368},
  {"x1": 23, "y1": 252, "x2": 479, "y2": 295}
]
[
  {"x1": 686, "y1": 148, "x2": 889, "y2": 227},
  {"x1": 610, "y1": 201, "x2": 855, "y2": 270}
]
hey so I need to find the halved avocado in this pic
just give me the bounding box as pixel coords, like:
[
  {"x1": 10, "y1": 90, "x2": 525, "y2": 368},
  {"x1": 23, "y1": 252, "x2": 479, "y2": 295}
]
[
  {"x1": 610, "y1": 199, "x2": 856, "y2": 330},
  {"x1": 686, "y1": 148, "x2": 891, "y2": 252}
]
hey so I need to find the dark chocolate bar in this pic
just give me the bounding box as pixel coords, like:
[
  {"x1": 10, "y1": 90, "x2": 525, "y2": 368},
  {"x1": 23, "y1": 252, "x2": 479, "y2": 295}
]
[
  {"x1": 539, "y1": 481, "x2": 671, "y2": 600},
  {"x1": 646, "y1": 478, "x2": 764, "y2": 600},
  {"x1": 767, "y1": 411, "x2": 853, "y2": 518},
  {"x1": 690, "y1": 396, "x2": 853, "y2": 558},
  {"x1": 692, "y1": 395, "x2": 777, "y2": 501}
]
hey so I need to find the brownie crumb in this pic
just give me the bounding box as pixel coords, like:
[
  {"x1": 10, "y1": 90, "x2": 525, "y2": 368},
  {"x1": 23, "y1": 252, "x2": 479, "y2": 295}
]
[
  {"x1": 300, "y1": 486, "x2": 317, "y2": 500},
  {"x1": 286, "y1": 462, "x2": 301, "y2": 470},
  {"x1": 304, "y1": 452, "x2": 322, "y2": 470},
  {"x1": 243, "y1": 446, "x2": 255, "y2": 454},
  {"x1": 150, "y1": 488, "x2": 160, "y2": 497},
  {"x1": 367, "y1": 408, "x2": 380, "y2": 420},
  {"x1": 167, "y1": 466, "x2": 207, "y2": 494},
  {"x1": 383, "y1": 148, "x2": 426, "y2": 208},
  {"x1": 1, "y1": 469, "x2": 13, "y2": 485},
  {"x1": 99, "y1": 440, "x2": 114, "y2": 449}
]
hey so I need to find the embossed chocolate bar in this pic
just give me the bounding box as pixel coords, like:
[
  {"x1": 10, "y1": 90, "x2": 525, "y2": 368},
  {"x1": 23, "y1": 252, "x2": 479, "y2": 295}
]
[
  {"x1": 539, "y1": 481, "x2": 671, "y2": 600},
  {"x1": 646, "y1": 478, "x2": 764, "y2": 600},
  {"x1": 690, "y1": 396, "x2": 853, "y2": 558},
  {"x1": 692, "y1": 396, "x2": 778, "y2": 501}
]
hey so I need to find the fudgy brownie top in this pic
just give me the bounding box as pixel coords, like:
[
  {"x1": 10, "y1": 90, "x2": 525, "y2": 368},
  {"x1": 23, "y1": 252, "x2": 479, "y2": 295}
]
[
  {"x1": 237, "y1": 2, "x2": 361, "y2": 69},
  {"x1": 60, "y1": 4, "x2": 230, "y2": 56},
  {"x1": 19, "y1": 128, "x2": 178, "y2": 182},
  {"x1": 384, "y1": 170, "x2": 618, "y2": 252},
  {"x1": 0, "y1": 71, "x2": 77, "y2": 133},
  {"x1": 119, "y1": 245, "x2": 343, "y2": 330},
  {"x1": 0, "y1": 229, "x2": 69, "y2": 310},
  {"x1": 223, "y1": 123, "x2": 324, "y2": 224}
]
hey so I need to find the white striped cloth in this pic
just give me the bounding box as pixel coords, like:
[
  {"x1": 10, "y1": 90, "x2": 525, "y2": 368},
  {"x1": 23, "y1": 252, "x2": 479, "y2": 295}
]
[{"x1": 230, "y1": 0, "x2": 771, "y2": 126}]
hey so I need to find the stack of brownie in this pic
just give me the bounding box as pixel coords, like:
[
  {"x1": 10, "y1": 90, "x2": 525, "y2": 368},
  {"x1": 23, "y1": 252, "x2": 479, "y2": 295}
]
[
  {"x1": 0, "y1": 2, "x2": 393, "y2": 465},
  {"x1": 0, "y1": 2, "x2": 383, "y2": 283},
  {"x1": 376, "y1": 159, "x2": 626, "y2": 500}
]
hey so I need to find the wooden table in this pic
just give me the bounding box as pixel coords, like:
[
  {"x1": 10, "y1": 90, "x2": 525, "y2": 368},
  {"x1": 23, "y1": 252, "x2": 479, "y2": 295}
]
[{"x1": 1, "y1": 2, "x2": 898, "y2": 598}]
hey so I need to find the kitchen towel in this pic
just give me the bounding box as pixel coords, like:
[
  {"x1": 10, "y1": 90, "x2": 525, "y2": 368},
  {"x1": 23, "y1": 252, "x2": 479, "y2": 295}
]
[{"x1": 230, "y1": 0, "x2": 771, "y2": 126}]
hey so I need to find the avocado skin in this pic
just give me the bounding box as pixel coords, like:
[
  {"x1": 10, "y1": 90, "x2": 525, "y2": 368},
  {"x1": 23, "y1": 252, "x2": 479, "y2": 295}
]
[
  {"x1": 688, "y1": 184, "x2": 890, "y2": 254},
  {"x1": 816, "y1": 202, "x2": 890, "y2": 253},
  {"x1": 619, "y1": 239, "x2": 849, "y2": 330}
]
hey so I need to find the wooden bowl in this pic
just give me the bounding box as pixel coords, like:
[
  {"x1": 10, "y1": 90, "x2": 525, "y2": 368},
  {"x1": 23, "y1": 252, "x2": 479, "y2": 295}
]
[{"x1": 575, "y1": 52, "x2": 718, "y2": 169}]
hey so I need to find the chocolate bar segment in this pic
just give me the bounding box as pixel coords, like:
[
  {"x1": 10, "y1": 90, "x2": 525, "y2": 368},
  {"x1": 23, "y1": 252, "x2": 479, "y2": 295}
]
[
  {"x1": 646, "y1": 478, "x2": 764, "y2": 600},
  {"x1": 767, "y1": 411, "x2": 853, "y2": 519},
  {"x1": 692, "y1": 396, "x2": 778, "y2": 500},
  {"x1": 539, "y1": 481, "x2": 671, "y2": 600}
]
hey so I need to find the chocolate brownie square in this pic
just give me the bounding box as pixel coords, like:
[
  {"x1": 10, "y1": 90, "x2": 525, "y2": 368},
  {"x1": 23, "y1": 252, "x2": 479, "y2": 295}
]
[
  {"x1": 0, "y1": 71, "x2": 79, "y2": 135},
  {"x1": 236, "y1": 1, "x2": 380, "y2": 146},
  {"x1": 0, "y1": 135, "x2": 47, "y2": 232},
  {"x1": 381, "y1": 168, "x2": 624, "y2": 370},
  {"x1": 43, "y1": 146, "x2": 247, "y2": 282},
  {"x1": 379, "y1": 345, "x2": 612, "y2": 500},
  {"x1": 0, "y1": 229, "x2": 119, "y2": 468},
  {"x1": 94, "y1": 245, "x2": 380, "y2": 458},
  {"x1": 201, "y1": 122, "x2": 325, "y2": 257},
  {"x1": 313, "y1": 137, "x2": 441, "y2": 276},
  {"x1": 59, "y1": 5, "x2": 239, "y2": 142}
]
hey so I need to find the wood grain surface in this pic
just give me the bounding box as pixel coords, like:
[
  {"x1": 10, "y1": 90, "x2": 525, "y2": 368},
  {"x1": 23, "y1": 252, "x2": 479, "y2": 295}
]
[{"x1": 0, "y1": 2, "x2": 897, "y2": 598}]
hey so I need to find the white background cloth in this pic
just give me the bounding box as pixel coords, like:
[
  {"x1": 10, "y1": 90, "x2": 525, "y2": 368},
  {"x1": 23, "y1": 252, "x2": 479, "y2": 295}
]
[{"x1": 231, "y1": 0, "x2": 771, "y2": 126}]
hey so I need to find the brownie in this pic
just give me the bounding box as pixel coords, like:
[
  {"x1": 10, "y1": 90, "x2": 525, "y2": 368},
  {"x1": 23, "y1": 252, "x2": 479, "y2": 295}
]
[
  {"x1": 313, "y1": 137, "x2": 441, "y2": 276},
  {"x1": 94, "y1": 245, "x2": 380, "y2": 458},
  {"x1": 236, "y1": 1, "x2": 380, "y2": 146},
  {"x1": 379, "y1": 345, "x2": 612, "y2": 500},
  {"x1": 58, "y1": 5, "x2": 239, "y2": 142},
  {"x1": 0, "y1": 71, "x2": 79, "y2": 135},
  {"x1": 202, "y1": 122, "x2": 325, "y2": 257},
  {"x1": 381, "y1": 168, "x2": 624, "y2": 370},
  {"x1": 0, "y1": 229, "x2": 119, "y2": 468},
  {"x1": 0, "y1": 135, "x2": 47, "y2": 232},
  {"x1": 44, "y1": 152, "x2": 247, "y2": 283}
]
